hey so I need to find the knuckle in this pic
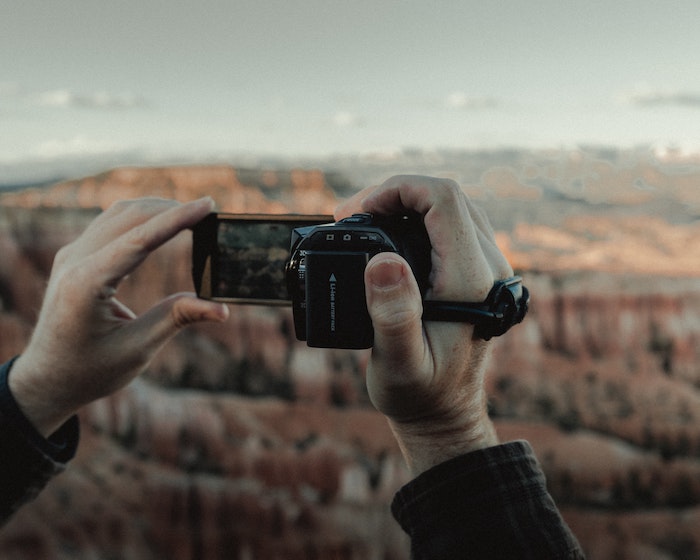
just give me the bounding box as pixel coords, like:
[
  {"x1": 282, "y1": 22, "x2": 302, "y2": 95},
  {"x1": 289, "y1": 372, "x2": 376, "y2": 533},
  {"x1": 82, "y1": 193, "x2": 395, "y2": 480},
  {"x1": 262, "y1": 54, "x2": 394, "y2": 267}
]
[
  {"x1": 433, "y1": 177, "x2": 462, "y2": 199},
  {"x1": 109, "y1": 199, "x2": 132, "y2": 210},
  {"x1": 52, "y1": 243, "x2": 72, "y2": 268},
  {"x1": 122, "y1": 222, "x2": 154, "y2": 254},
  {"x1": 105, "y1": 198, "x2": 135, "y2": 215},
  {"x1": 169, "y1": 295, "x2": 200, "y2": 329},
  {"x1": 371, "y1": 299, "x2": 422, "y2": 334}
]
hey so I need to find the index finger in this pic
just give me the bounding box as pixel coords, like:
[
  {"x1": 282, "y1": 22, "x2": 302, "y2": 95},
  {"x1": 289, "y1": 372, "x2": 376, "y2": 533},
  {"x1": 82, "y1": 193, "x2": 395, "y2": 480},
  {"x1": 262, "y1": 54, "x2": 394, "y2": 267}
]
[
  {"x1": 88, "y1": 197, "x2": 215, "y2": 293},
  {"x1": 57, "y1": 198, "x2": 185, "y2": 267},
  {"x1": 350, "y1": 176, "x2": 496, "y2": 301}
]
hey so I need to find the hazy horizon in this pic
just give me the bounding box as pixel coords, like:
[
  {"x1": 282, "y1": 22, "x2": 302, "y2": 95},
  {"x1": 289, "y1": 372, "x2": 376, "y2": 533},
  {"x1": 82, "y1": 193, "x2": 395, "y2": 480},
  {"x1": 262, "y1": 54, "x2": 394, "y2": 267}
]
[{"x1": 4, "y1": 1, "x2": 700, "y2": 184}]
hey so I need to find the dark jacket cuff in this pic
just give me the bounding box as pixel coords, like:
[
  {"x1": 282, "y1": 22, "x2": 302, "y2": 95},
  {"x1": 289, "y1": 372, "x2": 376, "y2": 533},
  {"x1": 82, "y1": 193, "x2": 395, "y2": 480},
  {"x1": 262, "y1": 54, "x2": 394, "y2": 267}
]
[
  {"x1": 0, "y1": 357, "x2": 80, "y2": 524},
  {"x1": 391, "y1": 440, "x2": 584, "y2": 559},
  {"x1": 0, "y1": 356, "x2": 79, "y2": 462}
]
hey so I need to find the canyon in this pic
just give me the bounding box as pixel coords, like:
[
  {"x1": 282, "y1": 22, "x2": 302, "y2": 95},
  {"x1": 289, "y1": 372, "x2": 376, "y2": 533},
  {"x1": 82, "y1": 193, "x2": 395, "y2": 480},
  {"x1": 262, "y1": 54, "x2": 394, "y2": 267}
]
[{"x1": 0, "y1": 159, "x2": 699, "y2": 559}]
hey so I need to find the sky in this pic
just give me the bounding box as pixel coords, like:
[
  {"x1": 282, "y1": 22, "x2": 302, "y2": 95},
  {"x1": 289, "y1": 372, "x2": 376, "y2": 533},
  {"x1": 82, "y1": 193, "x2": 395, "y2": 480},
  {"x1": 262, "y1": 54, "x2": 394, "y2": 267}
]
[{"x1": 3, "y1": 0, "x2": 700, "y2": 182}]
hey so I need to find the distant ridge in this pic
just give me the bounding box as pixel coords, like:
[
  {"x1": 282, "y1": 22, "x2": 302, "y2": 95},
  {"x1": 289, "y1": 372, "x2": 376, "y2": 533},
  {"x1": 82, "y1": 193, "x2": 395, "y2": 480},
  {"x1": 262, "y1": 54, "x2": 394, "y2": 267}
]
[
  {"x1": 2, "y1": 146, "x2": 699, "y2": 214},
  {"x1": 1, "y1": 157, "x2": 698, "y2": 277},
  {"x1": 0, "y1": 164, "x2": 344, "y2": 215}
]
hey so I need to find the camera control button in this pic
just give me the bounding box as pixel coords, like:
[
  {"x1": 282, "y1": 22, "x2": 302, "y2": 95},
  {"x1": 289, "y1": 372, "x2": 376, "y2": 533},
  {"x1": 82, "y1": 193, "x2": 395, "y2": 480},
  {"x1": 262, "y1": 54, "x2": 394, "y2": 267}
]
[
  {"x1": 356, "y1": 232, "x2": 382, "y2": 242},
  {"x1": 310, "y1": 231, "x2": 333, "y2": 244},
  {"x1": 339, "y1": 213, "x2": 372, "y2": 224}
]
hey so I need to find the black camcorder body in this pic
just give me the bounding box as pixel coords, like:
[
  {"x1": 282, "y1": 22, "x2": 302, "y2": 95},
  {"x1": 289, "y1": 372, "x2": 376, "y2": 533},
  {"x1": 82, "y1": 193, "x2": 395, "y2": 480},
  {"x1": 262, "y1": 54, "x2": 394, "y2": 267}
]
[
  {"x1": 192, "y1": 212, "x2": 528, "y2": 349},
  {"x1": 285, "y1": 213, "x2": 431, "y2": 348}
]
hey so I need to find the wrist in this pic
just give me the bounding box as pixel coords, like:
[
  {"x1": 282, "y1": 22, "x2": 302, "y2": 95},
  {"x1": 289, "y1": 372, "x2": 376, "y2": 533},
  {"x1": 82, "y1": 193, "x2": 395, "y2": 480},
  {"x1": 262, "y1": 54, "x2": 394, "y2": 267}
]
[
  {"x1": 8, "y1": 355, "x2": 73, "y2": 438},
  {"x1": 389, "y1": 410, "x2": 499, "y2": 476}
]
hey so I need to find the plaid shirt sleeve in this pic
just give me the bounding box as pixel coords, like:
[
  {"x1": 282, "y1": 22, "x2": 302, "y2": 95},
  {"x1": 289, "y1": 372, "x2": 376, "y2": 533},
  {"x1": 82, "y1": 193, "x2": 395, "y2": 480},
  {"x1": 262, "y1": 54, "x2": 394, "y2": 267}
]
[
  {"x1": 0, "y1": 357, "x2": 79, "y2": 525},
  {"x1": 392, "y1": 440, "x2": 586, "y2": 560}
]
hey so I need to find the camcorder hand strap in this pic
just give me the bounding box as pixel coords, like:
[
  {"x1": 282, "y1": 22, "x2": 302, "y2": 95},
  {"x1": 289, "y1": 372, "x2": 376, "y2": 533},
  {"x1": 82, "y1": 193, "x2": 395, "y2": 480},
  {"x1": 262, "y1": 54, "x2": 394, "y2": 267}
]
[{"x1": 421, "y1": 276, "x2": 530, "y2": 340}]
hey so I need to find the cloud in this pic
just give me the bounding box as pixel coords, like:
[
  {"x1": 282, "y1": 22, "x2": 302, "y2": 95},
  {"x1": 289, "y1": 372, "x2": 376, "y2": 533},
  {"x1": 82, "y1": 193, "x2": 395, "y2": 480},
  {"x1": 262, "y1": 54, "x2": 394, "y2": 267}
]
[
  {"x1": 32, "y1": 135, "x2": 132, "y2": 159},
  {"x1": 619, "y1": 87, "x2": 700, "y2": 108},
  {"x1": 332, "y1": 111, "x2": 364, "y2": 128},
  {"x1": 34, "y1": 89, "x2": 149, "y2": 110},
  {"x1": 445, "y1": 91, "x2": 497, "y2": 110}
]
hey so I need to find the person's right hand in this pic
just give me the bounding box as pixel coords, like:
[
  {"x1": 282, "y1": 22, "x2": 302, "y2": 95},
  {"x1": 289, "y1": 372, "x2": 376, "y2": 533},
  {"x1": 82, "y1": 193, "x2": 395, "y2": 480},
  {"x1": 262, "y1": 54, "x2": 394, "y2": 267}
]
[
  {"x1": 9, "y1": 197, "x2": 229, "y2": 438},
  {"x1": 335, "y1": 175, "x2": 513, "y2": 475}
]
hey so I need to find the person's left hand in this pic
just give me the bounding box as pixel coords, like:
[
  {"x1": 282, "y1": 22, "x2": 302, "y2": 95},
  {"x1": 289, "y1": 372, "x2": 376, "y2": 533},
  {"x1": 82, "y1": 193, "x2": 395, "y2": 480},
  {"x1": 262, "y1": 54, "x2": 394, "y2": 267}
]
[
  {"x1": 9, "y1": 197, "x2": 229, "y2": 437},
  {"x1": 335, "y1": 176, "x2": 512, "y2": 474}
]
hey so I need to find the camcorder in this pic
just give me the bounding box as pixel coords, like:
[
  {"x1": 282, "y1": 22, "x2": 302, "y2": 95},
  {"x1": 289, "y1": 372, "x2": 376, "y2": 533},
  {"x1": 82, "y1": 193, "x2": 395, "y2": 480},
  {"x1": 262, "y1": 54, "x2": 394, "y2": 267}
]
[{"x1": 192, "y1": 212, "x2": 529, "y2": 349}]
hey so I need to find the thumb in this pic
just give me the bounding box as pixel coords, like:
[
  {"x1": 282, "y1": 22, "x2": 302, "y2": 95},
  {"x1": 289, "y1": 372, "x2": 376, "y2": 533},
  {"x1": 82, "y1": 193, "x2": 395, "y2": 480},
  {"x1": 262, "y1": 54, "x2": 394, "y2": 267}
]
[
  {"x1": 365, "y1": 254, "x2": 424, "y2": 368},
  {"x1": 133, "y1": 293, "x2": 229, "y2": 353}
]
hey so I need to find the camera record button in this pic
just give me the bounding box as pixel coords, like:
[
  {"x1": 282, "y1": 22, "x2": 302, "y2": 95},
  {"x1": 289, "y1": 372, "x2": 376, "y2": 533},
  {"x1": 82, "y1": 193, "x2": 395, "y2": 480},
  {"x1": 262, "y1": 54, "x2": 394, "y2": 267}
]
[{"x1": 339, "y1": 213, "x2": 372, "y2": 224}]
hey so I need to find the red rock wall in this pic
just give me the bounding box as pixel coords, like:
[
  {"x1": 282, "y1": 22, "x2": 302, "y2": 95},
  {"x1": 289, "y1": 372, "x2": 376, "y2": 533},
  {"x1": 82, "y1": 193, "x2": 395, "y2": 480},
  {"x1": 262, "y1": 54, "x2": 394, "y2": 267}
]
[{"x1": 1, "y1": 165, "x2": 699, "y2": 559}]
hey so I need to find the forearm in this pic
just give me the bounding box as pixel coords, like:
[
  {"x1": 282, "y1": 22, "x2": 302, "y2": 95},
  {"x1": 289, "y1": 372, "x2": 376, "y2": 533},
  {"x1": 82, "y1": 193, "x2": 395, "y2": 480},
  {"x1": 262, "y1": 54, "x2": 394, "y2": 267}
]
[
  {"x1": 392, "y1": 440, "x2": 585, "y2": 560},
  {"x1": 0, "y1": 358, "x2": 79, "y2": 525}
]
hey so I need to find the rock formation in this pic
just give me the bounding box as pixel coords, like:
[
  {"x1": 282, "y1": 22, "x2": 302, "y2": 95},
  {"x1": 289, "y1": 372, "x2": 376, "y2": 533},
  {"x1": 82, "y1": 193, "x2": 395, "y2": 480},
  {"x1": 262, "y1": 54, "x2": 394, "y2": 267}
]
[{"x1": 0, "y1": 162, "x2": 699, "y2": 559}]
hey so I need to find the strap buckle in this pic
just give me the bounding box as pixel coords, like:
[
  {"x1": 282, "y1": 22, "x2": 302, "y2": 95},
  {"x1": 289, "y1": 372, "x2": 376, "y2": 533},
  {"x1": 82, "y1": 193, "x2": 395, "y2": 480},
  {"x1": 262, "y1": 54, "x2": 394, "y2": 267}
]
[{"x1": 422, "y1": 276, "x2": 530, "y2": 340}]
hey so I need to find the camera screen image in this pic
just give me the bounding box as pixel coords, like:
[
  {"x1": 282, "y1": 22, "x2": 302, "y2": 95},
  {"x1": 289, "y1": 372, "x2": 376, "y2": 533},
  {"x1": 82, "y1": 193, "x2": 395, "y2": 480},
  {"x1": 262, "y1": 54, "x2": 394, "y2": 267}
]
[
  {"x1": 210, "y1": 216, "x2": 331, "y2": 303},
  {"x1": 216, "y1": 221, "x2": 295, "y2": 301}
]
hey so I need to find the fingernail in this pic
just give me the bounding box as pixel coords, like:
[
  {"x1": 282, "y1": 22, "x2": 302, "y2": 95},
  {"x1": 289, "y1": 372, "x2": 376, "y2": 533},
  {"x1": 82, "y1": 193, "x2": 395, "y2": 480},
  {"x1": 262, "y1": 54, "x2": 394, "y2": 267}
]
[
  {"x1": 215, "y1": 303, "x2": 230, "y2": 322},
  {"x1": 368, "y1": 258, "x2": 404, "y2": 289}
]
